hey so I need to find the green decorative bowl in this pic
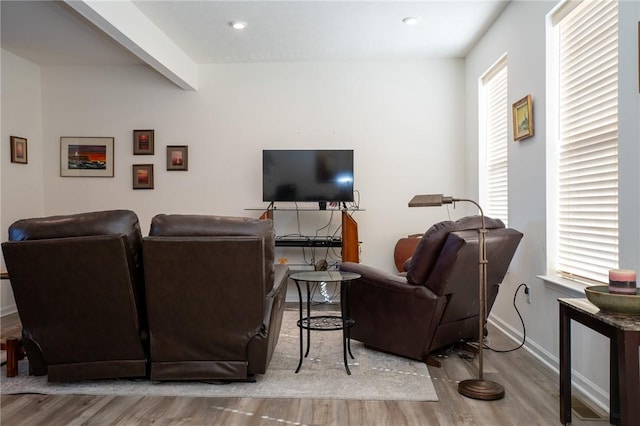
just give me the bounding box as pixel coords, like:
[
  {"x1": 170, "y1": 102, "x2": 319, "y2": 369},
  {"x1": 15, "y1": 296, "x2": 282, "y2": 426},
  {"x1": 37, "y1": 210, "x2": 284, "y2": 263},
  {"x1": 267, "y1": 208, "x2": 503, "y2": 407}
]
[{"x1": 585, "y1": 286, "x2": 640, "y2": 315}]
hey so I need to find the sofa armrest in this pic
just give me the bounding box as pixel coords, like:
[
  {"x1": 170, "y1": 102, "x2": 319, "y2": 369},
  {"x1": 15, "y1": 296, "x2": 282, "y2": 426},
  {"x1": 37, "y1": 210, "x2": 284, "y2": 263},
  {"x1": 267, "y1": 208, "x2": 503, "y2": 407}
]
[
  {"x1": 262, "y1": 264, "x2": 288, "y2": 327},
  {"x1": 340, "y1": 261, "x2": 445, "y2": 360},
  {"x1": 269, "y1": 264, "x2": 288, "y2": 297},
  {"x1": 247, "y1": 263, "x2": 288, "y2": 374},
  {"x1": 340, "y1": 262, "x2": 439, "y2": 300},
  {"x1": 340, "y1": 262, "x2": 407, "y2": 285}
]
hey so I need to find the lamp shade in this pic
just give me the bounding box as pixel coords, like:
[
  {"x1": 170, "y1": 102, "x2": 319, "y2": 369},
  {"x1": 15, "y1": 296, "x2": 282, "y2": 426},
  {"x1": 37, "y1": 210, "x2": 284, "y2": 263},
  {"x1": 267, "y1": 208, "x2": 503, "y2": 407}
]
[{"x1": 408, "y1": 194, "x2": 455, "y2": 207}]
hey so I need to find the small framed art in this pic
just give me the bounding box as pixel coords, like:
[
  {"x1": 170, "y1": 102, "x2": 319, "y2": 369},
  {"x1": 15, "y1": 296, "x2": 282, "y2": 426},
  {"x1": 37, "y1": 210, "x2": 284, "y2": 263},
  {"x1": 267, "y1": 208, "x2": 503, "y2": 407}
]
[
  {"x1": 133, "y1": 164, "x2": 154, "y2": 189},
  {"x1": 10, "y1": 136, "x2": 28, "y2": 164},
  {"x1": 133, "y1": 130, "x2": 154, "y2": 155},
  {"x1": 60, "y1": 137, "x2": 114, "y2": 177},
  {"x1": 512, "y1": 95, "x2": 534, "y2": 141},
  {"x1": 166, "y1": 145, "x2": 188, "y2": 171}
]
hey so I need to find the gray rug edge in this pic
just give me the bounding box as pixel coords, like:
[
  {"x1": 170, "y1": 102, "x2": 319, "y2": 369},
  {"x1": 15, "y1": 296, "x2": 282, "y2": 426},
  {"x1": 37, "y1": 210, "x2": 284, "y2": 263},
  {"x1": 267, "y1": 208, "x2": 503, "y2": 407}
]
[
  {"x1": 1, "y1": 357, "x2": 438, "y2": 402},
  {"x1": 0, "y1": 311, "x2": 438, "y2": 402}
]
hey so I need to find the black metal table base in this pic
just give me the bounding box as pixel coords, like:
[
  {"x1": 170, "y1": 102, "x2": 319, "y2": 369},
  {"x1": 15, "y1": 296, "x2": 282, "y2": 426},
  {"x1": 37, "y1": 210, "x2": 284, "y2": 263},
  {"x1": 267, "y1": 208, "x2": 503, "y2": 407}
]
[{"x1": 291, "y1": 272, "x2": 358, "y2": 375}]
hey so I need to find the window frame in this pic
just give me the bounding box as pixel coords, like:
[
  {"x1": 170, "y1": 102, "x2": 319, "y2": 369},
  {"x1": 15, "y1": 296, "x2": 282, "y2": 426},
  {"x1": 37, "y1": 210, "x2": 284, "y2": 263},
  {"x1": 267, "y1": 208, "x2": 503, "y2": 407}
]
[
  {"x1": 479, "y1": 54, "x2": 509, "y2": 226},
  {"x1": 545, "y1": 0, "x2": 619, "y2": 285}
]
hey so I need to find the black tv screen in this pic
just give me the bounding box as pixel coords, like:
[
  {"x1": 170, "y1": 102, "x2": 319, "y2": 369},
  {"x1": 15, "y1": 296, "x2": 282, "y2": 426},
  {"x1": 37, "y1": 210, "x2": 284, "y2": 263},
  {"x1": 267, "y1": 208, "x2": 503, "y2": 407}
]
[{"x1": 263, "y1": 150, "x2": 354, "y2": 203}]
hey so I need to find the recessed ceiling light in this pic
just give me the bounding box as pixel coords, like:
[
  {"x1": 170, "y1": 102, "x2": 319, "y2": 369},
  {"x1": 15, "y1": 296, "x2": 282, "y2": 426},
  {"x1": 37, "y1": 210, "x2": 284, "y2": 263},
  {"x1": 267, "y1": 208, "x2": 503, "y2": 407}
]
[
  {"x1": 229, "y1": 21, "x2": 247, "y2": 30},
  {"x1": 402, "y1": 17, "x2": 420, "y2": 26}
]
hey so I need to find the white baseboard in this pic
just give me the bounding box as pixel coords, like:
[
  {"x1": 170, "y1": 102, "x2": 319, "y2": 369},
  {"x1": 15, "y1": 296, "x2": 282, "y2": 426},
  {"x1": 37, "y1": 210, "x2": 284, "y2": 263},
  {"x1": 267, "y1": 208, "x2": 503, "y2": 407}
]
[
  {"x1": 489, "y1": 315, "x2": 610, "y2": 414},
  {"x1": 0, "y1": 304, "x2": 17, "y2": 318}
]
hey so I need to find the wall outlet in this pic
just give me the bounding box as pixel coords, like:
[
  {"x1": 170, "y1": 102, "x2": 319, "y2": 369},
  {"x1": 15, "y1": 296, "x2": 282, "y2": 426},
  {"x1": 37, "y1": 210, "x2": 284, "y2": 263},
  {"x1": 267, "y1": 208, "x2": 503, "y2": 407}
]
[{"x1": 524, "y1": 285, "x2": 532, "y2": 304}]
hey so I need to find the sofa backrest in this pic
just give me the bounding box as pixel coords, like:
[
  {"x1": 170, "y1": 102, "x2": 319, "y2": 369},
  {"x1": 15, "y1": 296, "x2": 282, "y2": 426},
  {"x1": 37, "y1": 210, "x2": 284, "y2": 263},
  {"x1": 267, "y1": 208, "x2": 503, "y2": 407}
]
[
  {"x1": 148, "y1": 214, "x2": 275, "y2": 292},
  {"x1": 406, "y1": 215, "x2": 504, "y2": 286},
  {"x1": 1, "y1": 210, "x2": 148, "y2": 381},
  {"x1": 404, "y1": 215, "x2": 522, "y2": 326},
  {"x1": 424, "y1": 227, "x2": 523, "y2": 325},
  {"x1": 8, "y1": 209, "x2": 146, "y2": 316},
  {"x1": 142, "y1": 214, "x2": 278, "y2": 380},
  {"x1": 8, "y1": 209, "x2": 144, "y2": 277}
]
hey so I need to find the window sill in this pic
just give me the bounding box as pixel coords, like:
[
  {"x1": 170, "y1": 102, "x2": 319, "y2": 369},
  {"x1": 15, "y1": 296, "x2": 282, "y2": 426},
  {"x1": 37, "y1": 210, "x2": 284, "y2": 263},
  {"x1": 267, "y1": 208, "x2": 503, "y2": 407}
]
[{"x1": 537, "y1": 274, "x2": 588, "y2": 297}]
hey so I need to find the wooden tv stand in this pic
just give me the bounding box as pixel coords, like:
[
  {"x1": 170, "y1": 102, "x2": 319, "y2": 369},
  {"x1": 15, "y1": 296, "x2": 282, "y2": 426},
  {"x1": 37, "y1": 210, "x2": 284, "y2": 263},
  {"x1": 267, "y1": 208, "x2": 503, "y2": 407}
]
[{"x1": 252, "y1": 207, "x2": 361, "y2": 263}]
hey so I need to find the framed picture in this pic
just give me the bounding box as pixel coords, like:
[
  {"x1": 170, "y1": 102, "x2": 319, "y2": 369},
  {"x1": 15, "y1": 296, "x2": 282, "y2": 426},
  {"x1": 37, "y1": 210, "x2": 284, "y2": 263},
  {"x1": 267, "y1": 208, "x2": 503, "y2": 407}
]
[
  {"x1": 133, "y1": 130, "x2": 154, "y2": 155},
  {"x1": 133, "y1": 164, "x2": 154, "y2": 189},
  {"x1": 512, "y1": 95, "x2": 534, "y2": 141},
  {"x1": 166, "y1": 145, "x2": 188, "y2": 171},
  {"x1": 10, "y1": 136, "x2": 28, "y2": 164},
  {"x1": 60, "y1": 137, "x2": 114, "y2": 177}
]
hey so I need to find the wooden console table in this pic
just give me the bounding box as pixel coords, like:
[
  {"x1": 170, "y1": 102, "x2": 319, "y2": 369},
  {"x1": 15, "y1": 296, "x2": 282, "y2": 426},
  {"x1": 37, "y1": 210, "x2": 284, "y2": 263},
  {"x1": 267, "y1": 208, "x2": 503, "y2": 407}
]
[
  {"x1": 559, "y1": 298, "x2": 640, "y2": 425},
  {"x1": 1, "y1": 269, "x2": 24, "y2": 377}
]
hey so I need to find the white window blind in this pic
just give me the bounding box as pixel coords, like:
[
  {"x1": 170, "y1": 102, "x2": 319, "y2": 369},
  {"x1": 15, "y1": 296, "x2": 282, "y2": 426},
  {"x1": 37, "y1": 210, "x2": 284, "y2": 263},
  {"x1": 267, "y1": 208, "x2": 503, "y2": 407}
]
[
  {"x1": 481, "y1": 58, "x2": 508, "y2": 225},
  {"x1": 556, "y1": 0, "x2": 618, "y2": 284}
]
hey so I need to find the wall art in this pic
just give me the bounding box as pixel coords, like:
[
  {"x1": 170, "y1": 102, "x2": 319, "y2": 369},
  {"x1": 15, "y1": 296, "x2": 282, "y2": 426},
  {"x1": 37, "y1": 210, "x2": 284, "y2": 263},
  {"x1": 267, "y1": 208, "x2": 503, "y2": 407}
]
[
  {"x1": 166, "y1": 145, "x2": 188, "y2": 171},
  {"x1": 512, "y1": 95, "x2": 534, "y2": 141},
  {"x1": 133, "y1": 129, "x2": 154, "y2": 155},
  {"x1": 132, "y1": 164, "x2": 154, "y2": 189},
  {"x1": 60, "y1": 137, "x2": 114, "y2": 177},
  {"x1": 10, "y1": 136, "x2": 27, "y2": 164}
]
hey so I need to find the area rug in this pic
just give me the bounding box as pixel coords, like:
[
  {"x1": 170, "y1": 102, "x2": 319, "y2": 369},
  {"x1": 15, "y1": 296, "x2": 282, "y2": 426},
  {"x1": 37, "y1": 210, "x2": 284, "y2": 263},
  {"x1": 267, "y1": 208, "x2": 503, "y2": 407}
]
[{"x1": 0, "y1": 310, "x2": 437, "y2": 401}]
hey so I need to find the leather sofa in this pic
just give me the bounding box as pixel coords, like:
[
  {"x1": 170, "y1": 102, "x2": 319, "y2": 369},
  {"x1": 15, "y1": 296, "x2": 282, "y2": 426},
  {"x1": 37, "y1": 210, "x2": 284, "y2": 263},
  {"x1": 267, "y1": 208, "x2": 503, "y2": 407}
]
[
  {"x1": 1, "y1": 210, "x2": 149, "y2": 382},
  {"x1": 2, "y1": 210, "x2": 287, "y2": 383},
  {"x1": 340, "y1": 215, "x2": 522, "y2": 363},
  {"x1": 142, "y1": 214, "x2": 287, "y2": 381}
]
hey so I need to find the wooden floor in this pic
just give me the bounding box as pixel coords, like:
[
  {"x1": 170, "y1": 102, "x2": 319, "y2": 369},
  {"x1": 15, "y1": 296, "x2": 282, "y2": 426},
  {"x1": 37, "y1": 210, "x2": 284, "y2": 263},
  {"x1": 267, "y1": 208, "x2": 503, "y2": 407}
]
[{"x1": 0, "y1": 306, "x2": 608, "y2": 426}]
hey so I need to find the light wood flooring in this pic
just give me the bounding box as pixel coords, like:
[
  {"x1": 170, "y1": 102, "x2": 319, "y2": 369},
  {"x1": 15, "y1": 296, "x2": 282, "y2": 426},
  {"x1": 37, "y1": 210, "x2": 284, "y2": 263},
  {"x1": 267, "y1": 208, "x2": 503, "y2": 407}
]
[{"x1": 0, "y1": 305, "x2": 608, "y2": 425}]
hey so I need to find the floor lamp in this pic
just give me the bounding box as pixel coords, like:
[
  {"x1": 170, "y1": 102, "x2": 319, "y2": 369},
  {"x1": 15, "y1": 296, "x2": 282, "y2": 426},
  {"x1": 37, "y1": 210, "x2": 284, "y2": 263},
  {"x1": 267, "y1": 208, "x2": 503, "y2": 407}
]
[{"x1": 408, "y1": 194, "x2": 505, "y2": 401}]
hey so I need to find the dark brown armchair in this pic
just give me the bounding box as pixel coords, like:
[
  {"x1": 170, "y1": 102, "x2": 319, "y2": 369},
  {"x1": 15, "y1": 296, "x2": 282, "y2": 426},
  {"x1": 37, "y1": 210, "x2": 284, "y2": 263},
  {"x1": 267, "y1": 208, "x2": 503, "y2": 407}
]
[
  {"x1": 1, "y1": 210, "x2": 149, "y2": 382},
  {"x1": 340, "y1": 216, "x2": 522, "y2": 363},
  {"x1": 142, "y1": 214, "x2": 287, "y2": 381}
]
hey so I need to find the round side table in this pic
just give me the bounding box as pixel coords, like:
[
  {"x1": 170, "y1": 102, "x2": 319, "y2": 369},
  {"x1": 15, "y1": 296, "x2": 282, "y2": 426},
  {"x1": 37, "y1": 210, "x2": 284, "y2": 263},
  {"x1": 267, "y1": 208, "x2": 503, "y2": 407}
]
[{"x1": 289, "y1": 270, "x2": 361, "y2": 375}]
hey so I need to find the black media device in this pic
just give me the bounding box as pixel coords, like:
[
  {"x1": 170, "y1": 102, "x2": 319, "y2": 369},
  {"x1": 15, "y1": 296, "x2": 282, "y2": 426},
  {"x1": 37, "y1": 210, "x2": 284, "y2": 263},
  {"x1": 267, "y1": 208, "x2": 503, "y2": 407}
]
[{"x1": 262, "y1": 149, "x2": 354, "y2": 204}]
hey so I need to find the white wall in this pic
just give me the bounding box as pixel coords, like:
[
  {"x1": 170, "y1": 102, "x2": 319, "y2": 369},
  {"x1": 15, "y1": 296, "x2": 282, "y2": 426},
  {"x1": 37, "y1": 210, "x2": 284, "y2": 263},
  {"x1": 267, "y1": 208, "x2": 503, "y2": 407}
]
[
  {"x1": 0, "y1": 50, "x2": 44, "y2": 316},
  {"x1": 466, "y1": 0, "x2": 640, "y2": 411},
  {"x1": 36, "y1": 59, "x2": 467, "y2": 272}
]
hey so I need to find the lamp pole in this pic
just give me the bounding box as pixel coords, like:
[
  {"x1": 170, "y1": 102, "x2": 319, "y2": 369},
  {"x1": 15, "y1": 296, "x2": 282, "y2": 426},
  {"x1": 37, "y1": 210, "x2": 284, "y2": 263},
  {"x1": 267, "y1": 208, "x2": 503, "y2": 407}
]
[{"x1": 408, "y1": 194, "x2": 504, "y2": 400}]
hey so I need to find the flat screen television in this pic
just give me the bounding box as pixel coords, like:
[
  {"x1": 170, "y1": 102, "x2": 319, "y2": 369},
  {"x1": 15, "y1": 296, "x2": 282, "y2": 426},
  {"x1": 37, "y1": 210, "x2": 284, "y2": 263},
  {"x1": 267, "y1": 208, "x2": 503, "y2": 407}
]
[{"x1": 263, "y1": 149, "x2": 354, "y2": 203}]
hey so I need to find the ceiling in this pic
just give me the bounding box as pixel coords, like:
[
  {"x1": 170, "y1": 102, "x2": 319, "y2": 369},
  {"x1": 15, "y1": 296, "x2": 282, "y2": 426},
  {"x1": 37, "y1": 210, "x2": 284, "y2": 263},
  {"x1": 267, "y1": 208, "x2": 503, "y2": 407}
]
[{"x1": 1, "y1": 0, "x2": 509, "y2": 67}]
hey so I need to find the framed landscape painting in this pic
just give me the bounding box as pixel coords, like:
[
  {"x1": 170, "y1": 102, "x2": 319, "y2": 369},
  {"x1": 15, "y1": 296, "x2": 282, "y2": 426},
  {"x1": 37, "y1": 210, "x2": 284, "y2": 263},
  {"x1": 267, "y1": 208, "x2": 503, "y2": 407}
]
[
  {"x1": 132, "y1": 164, "x2": 154, "y2": 189},
  {"x1": 512, "y1": 95, "x2": 534, "y2": 141},
  {"x1": 133, "y1": 130, "x2": 154, "y2": 155},
  {"x1": 60, "y1": 137, "x2": 114, "y2": 177}
]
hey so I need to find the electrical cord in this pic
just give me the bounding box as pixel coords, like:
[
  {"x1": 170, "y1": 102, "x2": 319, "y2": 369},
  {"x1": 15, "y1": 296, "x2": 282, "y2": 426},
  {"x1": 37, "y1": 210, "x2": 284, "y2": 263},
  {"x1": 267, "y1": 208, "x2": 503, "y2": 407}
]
[
  {"x1": 457, "y1": 282, "x2": 528, "y2": 360},
  {"x1": 485, "y1": 282, "x2": 528, "y2": 353},
  {"x1": 287, "y1": 191, "x2": 362, "y2": 303},
  {"x1": 345, "y1": 190, "x2": 360, "y2": 211}
]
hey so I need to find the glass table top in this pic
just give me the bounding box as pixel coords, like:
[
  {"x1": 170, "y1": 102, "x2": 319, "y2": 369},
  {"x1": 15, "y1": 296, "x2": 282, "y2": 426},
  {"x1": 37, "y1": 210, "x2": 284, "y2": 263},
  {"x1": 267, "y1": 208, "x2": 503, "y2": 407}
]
[{"x1": 289, "y1": 270, "x2": 361, "y2": 282}]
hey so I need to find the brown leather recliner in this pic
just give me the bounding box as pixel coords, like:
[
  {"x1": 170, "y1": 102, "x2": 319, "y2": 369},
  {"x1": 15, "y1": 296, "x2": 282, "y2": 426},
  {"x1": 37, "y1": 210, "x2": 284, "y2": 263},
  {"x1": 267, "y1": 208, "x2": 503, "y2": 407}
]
[
  {"x1": 1, "y1": 210, "x2": 149, "y2": 382},
  {"x1": 142, "y1": 214, "x2": 287, "y2": 381},
  {"x1": 340, "y1": 215, "x2": 522, "y2": 363}
]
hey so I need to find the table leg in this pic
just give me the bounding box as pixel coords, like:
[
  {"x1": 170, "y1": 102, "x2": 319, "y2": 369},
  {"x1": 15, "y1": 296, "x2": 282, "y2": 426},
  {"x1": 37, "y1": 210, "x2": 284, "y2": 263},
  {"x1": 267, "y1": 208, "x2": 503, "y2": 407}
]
[
  {"x1": 6, "y1": 338, "x2": 20, "y2": 377},
  {"x1": 616, "y1": 329, "x2": 640, "y2": 426},
  {"x1": 610, "y1": 338, "x2": 620, "y2": 425},
  {"x1": 305, "y1": 282, "x2": 311, "y2": 358},
  {"x1": 341, "y1": 280, "x2": 351, "y2": 375},
  {"x1": 343, "y1": 280, "x2": 354, "y2": 359},
  {"x1": 295, "y1": 279, "x2": 303, "y2": 374},
  {"x1": 559, "y1": 304, "x2": 572, "y2": 425}
]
